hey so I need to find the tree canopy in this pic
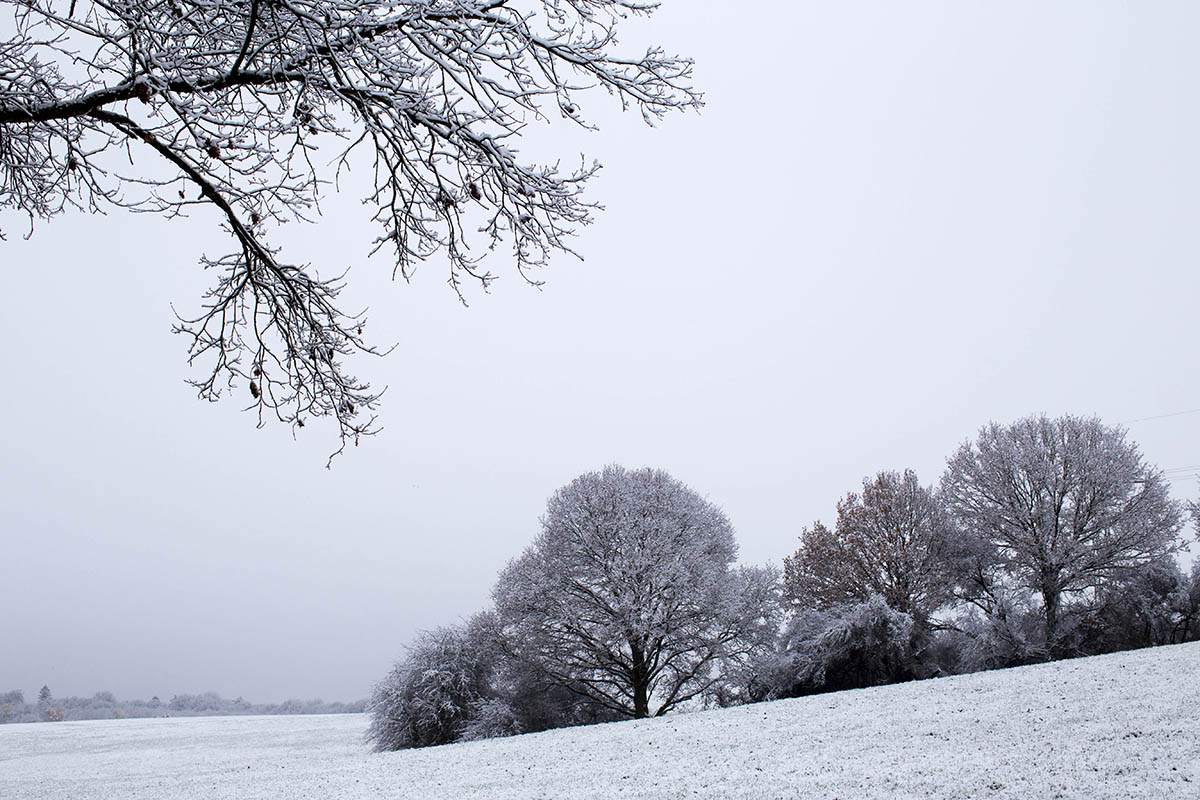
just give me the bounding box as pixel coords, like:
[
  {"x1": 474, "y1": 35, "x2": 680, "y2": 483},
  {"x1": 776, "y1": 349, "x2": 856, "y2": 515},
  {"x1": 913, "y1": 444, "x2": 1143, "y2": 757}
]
[
  {"x1": 493, "y1": 465, "x2": 776, "y2": 719},
  {"x1": 784, "y1": 469, "x2": 957, "y2": 624},
  {"x1": 941, "y1": 414, "x2": 1184, "y2": 651}
]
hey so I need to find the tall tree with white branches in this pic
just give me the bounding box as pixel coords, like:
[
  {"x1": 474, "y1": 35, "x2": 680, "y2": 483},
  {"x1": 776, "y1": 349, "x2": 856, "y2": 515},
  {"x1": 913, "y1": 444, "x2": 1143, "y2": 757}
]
[
  {"x1": 0, "y1": 0, "x2": 699, "y2": 457},
  {"x1": 493, "y1": 465, "x2": 777, "y2": 719},
  {"x1": 941, "y1": 414, "x2": 1184, "y2": 654}
]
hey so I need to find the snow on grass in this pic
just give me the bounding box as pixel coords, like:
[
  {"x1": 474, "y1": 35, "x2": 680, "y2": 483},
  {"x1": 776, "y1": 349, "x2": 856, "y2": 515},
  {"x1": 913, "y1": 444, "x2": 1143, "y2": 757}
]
[{"x1": 3, "y1": 642, "x2": 1198, "y2": 799}]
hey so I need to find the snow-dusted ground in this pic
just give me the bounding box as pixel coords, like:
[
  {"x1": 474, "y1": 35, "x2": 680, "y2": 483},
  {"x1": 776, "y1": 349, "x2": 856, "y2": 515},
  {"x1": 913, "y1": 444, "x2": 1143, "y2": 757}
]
[{"x1": 4, "y1": 643, "x2": 1198, "y2": 799}]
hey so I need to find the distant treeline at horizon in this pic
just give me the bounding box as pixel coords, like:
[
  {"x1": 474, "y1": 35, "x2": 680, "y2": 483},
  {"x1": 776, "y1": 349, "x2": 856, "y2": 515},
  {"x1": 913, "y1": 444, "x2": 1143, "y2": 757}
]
[{"x1": 0, "y1": 688, "x2": 365, "y2": 724}]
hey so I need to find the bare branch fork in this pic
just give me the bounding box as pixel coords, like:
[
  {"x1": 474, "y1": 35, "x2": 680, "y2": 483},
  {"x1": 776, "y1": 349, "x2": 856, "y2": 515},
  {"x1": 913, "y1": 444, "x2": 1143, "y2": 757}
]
[{"x1": 0, "y1": 0, "x2": 700, "y2": 461}]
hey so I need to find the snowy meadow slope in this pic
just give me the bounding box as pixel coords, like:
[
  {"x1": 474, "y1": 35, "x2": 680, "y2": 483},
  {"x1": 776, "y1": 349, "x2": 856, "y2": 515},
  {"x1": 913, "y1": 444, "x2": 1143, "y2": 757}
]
[{"x1": 4, "y1": 643, "x2": 1198, "y2": 800}]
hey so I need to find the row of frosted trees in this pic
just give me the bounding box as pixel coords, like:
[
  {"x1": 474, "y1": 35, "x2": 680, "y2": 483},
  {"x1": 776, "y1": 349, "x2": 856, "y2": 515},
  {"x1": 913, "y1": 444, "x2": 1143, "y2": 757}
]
[{"x1": 367, "y1": 415, "x2": 1199, "y2": 750}]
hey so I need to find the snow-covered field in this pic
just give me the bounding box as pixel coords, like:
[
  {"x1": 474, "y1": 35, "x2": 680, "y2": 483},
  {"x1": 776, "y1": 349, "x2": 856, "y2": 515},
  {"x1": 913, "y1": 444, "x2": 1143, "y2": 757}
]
[{"x1": 4, "y1": 643, "x2": 1198, "y2": 799}]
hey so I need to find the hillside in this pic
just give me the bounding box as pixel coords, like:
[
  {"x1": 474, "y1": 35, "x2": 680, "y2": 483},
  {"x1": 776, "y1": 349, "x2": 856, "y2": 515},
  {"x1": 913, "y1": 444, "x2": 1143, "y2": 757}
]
[{"x1": 3, "y1": 642, "x2": 1198, "y2": 799}]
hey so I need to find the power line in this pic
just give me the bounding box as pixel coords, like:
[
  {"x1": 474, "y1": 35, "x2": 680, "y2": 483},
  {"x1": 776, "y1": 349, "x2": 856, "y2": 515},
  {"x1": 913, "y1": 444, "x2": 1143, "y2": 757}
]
[{"x1": 1121, "y1": 408, "x2": 1200, "y2": 424}]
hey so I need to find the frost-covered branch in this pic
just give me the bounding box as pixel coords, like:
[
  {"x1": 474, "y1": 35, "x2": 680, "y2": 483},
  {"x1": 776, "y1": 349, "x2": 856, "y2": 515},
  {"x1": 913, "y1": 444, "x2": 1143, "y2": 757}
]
[{"x1": 0, "y1": 0, "x2": 699, "y2": 458}]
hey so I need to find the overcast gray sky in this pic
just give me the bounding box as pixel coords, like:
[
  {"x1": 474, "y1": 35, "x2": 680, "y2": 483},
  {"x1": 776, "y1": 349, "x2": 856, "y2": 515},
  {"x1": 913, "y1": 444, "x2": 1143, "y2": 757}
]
[{"x1": 3, "y1": 1, "x2": 1199, "y2": 703}]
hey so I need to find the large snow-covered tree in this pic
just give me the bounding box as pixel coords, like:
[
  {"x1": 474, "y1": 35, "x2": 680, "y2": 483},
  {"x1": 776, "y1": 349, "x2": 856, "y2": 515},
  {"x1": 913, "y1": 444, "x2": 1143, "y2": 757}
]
[
  {"x1": 783, "y1": 470, "x2": 958, "y2": 624},
  {"x1": 940, "y1": 415, "x2": 1184, "y2": 653},
  {"x1": 0, "y1": 1, "x2": 698, "y2": 454},
  {"x1": 493, "y1": 465, "x2": 777, "y2": 719}
]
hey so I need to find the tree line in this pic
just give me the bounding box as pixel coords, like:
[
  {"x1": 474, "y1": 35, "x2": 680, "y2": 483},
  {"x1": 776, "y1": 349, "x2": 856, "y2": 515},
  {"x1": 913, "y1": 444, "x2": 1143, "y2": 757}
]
[
  {"x1": 368, "y1": 414, "x2": 1200, "y2": 750},
  {"x1": 0, "y1": 687, "x2": 364, "y2": 724}
]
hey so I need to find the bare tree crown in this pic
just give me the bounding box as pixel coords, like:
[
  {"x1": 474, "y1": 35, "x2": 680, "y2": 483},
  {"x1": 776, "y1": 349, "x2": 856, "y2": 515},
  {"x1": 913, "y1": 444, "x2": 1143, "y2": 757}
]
[
  {"x1": 941, "y1": 414, "x2": 1184, "y2": 649},
  {"x1": 785, "y1": 469, "x2": 957, "y2": 622},
  {"x1": 494, "y1": 465, "x2": 772, "y2": 719},
  {"x1": 0, "y1": 0, "x2": 699, "y2": 460}
]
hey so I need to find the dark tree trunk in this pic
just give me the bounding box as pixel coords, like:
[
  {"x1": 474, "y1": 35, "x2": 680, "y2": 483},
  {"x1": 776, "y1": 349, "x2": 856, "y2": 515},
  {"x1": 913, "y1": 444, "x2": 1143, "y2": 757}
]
[
  {"x1": 1042, "y1": 583, "x2": 1060, "y2": 659},
  {"x1": 630, "y1": 641, "x2": 649, "y2": 719}
]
